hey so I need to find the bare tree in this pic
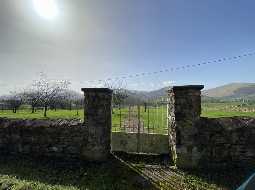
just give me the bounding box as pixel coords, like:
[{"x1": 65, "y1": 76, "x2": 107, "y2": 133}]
[
  {"x1": 104, "y1": 80, "x2": 128, "y2": 113},
  {"x1": 49, "y1": 90, "x2": 68, "y2": 111},
  {"x1": 72, "y1": 93, "x2": 83, "y2": 116},
  {"x1": 23, "y1": 88, "x2": 41, "y2": 113},
  {"x1": 113, "y1": 88, "x2": 128, "y2": 108},
  {"x1": 33, "y1": 73, "x2": 70, "y2": 117},
  {"x1": 6, "y1": 91, "x2": 23, "y2": 113}
]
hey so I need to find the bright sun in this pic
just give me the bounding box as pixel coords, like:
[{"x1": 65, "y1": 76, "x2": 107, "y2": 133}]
[{"x1": 33, "y1": 0, "x2": 59, "y2": 20}]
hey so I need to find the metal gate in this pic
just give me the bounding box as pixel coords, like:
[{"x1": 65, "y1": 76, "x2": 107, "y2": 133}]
[{"x1": 111, "y1": 98, "x2": 169, "y2": 154}]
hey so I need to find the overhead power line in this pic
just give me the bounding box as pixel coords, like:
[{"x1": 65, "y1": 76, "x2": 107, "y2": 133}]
[{"x1": 82, "y1": 51, "x2": 255, "y2": 84}]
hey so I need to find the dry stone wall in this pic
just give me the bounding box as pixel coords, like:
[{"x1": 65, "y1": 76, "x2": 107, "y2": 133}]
[
  {"x1": 1, "y1": 86, "x2": 254, "y2": 169},
  {"x1": 193, "y1": 117, "x2": 255, "y2": 168},
  {"x1": 0, "y1": 118, "x2": 87, "y2": 159},
  {"x1": 0, "y1": 88, "x2": 113, "y2": 162},
  {"x1": 168, "y1": 85, "x2": 255, "y2": 169}
]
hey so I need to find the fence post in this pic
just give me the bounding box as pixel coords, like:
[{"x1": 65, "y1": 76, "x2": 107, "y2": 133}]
[
  {"x1": 128, "y1": 105, "x2": 131, "y2": 132},
  {"x1": 81, "y1": 88, "x2": 113, "y2": 161},
  {"x1": 137, "y1": 105, "x2": 141, "y2": 152},
  {"x1": 147, "y1": 107, "x2": 150, "y2": 133},
  {"x1": 152, "y1": 106, "x2": 155, "y2": 133},
  {"x1": 119, "y1": 104, "x2": 122, "y2": 131}
]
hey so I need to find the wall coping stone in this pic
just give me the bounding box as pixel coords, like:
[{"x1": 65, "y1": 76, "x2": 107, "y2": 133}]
[
  {"x1": 81, "y1": 88, "x2": 113, "y2": 93},
  {"x1": 170, "y1": 85, "x2": 204, "y2": 91},
  {"x1": 0, "y1": 118, "x2": 83, "y2": 128},
  {"x1": 199, "y1": 116, "x2": 255, "y2": 130}
]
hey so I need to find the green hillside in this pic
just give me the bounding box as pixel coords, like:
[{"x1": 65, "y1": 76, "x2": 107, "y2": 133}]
[{"x1": 202, "y1": 83, "x2": 255, "y2": 100}]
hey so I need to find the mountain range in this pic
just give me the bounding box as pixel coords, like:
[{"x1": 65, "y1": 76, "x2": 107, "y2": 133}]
[
  {"x1": 202, "y1": 83, "x2": 255, "y2": 100},
  {"x1": 124, "y1": 83, "x2": 255, "y2": 103}
]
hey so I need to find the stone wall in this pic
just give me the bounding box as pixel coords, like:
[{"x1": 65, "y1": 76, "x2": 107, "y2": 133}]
[
  {"x1": 1, "y1": 85, "x2": 255, "y2": 168},
  {"x1": 168, "y1": 85, "x2": 255, "y2": 169},
  {"x1": 192, "y1": 117, "x2": 255, "y2": 168},
  {"x1": 0, "y1": 118, "x2": 87, "y2": 159},
  {"x1": 0, "y1": 88, "x2": 113, "y2": 162}
]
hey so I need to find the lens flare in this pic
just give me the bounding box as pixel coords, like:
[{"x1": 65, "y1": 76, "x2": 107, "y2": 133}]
[{"x1": 33, "y1": 0, "x2": 59, "y2": 20}]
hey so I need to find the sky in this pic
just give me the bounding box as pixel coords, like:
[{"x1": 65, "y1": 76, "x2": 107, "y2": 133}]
[{"x1": 0, "y1": 0, "x2": 255, "y2": 95}]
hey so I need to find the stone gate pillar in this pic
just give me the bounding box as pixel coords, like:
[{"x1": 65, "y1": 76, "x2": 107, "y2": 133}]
[
  {"x1": 81, "y1": 88, "x2": 113, "y2": 161},
  {"x1": 167, "y1": 85, "x2": 204, "y2": 168}
]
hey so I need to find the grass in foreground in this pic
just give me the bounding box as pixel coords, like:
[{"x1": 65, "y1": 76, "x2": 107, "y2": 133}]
[
  {"x1": 0, "y1": 154, "x2": 252, "y2": 190},
  {"x1": 0, "y1": 155, "x2": 153, "y2": 190}
]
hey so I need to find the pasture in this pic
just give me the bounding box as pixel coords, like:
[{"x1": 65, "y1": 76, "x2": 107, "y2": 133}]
[
  {"x1": 0, "y1": 106, "x2": 169, "y2": 134},
  {"x1": 1, "y1": 102, "x2": 255, "y2": 134},
  {"x1": 202, "y1": 102, "x2": 255, "y2": 118},
  {"x1": 0, "y1": 109, "x2": 84, "y2": 120},
  {"x1": 112, "y1": 105, "x2": 168, "y2": 134}
]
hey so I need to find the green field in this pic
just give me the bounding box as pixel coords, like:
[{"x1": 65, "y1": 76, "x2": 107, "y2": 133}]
[
  {"x1": 1, "y1": 102, "x2": 255, "y2": 134},
  {"x1": 112, "y1": 106, "x2": 168, "y2": 134},
  {"x1": 0, "y1": 106, "x2": 168, "y2": 134},
  {"x1": 0, "y1": 109, "x2": 84, "y2": 120},
  {"x1": 202, "y1": 102, "x2": 255, "y2": 118}
]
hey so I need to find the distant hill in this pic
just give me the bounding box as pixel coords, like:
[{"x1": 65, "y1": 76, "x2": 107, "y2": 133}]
[
  {"x1": 121, "y1": 87, "x2": 170, "y2": 105},
  {"x1": 124, "y1": 83, "x2": 255, "y2": 104},
  {"x1": 202, "y1": 83, "x2": 255, "y2": 100}
]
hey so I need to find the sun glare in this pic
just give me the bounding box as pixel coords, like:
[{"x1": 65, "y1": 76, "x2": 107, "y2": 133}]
[{"x1": 33, "y1": 0, "x2": 59, "y2": 20}]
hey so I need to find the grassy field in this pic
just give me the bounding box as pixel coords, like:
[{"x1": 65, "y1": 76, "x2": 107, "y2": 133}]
[
  {"x1": 112, "y1": 106, "x2": 168, "y2": 134},
  {"x1": 202, "y1": 102, "x2": 255, "y2": 118},
  {"x1": 1, "y1": 102, "x2": 255, "y2": 133},
  {"x1": 0, "y1": 109, "x2": 84, "y2": 120},
  {"x1": 0, "y1": 106, "x2": 168, "y2": 134}
]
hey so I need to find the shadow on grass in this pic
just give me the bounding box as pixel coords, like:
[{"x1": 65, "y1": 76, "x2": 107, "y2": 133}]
[
  {"x1": 183, "y1": 166, "x2": 255, "y2": 190},
  {"x1": 113, "y1": 152, "x2": 172, "y2": 165},
  {"x1": 0, "y1": 154, "x2": 157, "y2": 190},
  {"x1": 114, "y1": 152, "x2": 255, "y2": 190},
  {"x1": 113, "y1": 152, "x2": 189, "y2": 190},
  {"x1": 1, "y1": 153, "x2": 251, "y2": 190}
]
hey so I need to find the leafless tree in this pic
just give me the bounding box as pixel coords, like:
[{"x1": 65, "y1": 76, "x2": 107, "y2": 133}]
[
  {"x1": 104, "y1": 79, "x2": 128, "y2": 113},
  {"x1": 6, "y1": 91, "x2": 24, "y2": 113},
  {"x1": 33, "y1": 73, "x2": 70, "y2": 117},
  {"x1": 113, "y1": 88, "x2": 128, "y2": 108},
  {"x1": 23, "y1": 87, "x2": 41, "y2": 113},
  {"x1": 72, "y1": 93, "x2": 83, "y2": 116}
]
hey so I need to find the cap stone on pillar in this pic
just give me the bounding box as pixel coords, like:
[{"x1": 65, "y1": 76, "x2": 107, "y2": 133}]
[{"x1": 168, "y1": 85, "x2": 204, "y2": 121}]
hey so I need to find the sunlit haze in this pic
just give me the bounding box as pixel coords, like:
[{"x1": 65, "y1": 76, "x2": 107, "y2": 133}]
[
  {"x1": 33, "y1": 0, "x2": 59, "y2": 20},
  {"x1": 0, "y1": 0, "x2": 255, "y2": 95}
]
